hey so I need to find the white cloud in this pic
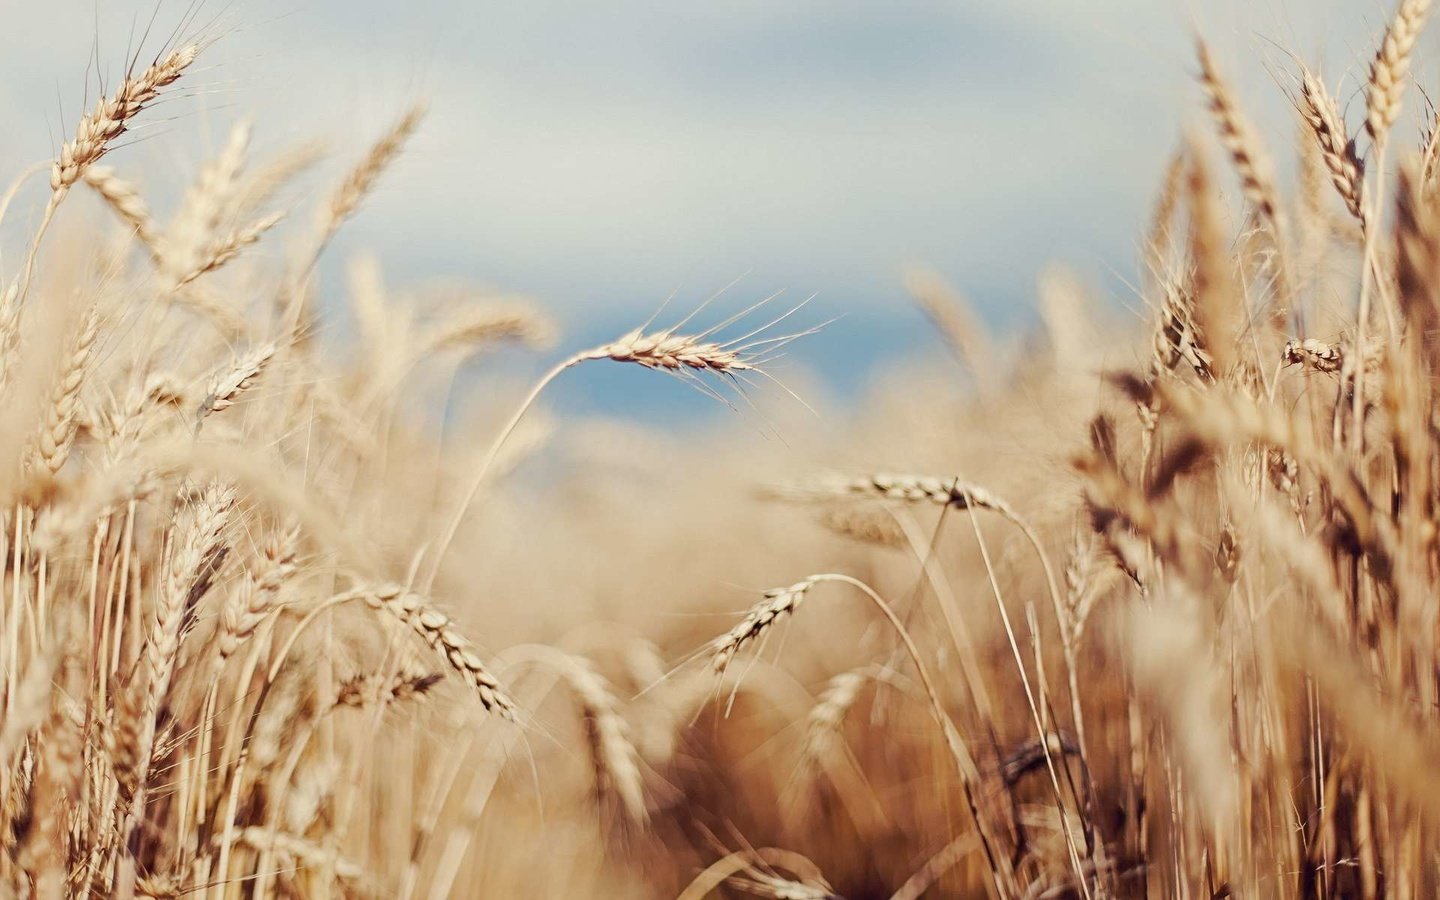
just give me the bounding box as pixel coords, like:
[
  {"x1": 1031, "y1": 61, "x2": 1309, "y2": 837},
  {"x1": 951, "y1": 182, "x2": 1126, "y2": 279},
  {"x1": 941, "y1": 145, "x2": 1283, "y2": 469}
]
[{"x1": 0, "y1": 0, "x2": 1416, "y2": 334}]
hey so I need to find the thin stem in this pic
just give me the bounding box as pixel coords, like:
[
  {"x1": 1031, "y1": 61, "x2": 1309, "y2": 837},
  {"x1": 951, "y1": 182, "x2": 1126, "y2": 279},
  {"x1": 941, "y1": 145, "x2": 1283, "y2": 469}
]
[
  {"x1": 958, "y1": 505, "x2": 1092, "y2": 899},
  {"x1": 810, "y1": 573, "x2": 1012, "y2": 899},
  {"x1": 421, "y1": 353, "x2": 583, "y2": 591}
]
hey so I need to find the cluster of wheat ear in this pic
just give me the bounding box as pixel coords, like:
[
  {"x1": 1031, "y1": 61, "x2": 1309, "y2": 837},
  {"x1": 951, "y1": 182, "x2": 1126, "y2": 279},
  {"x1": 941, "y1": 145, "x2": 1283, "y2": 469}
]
[{"x1": 9, "y1": 6, "x2": 1440, "y2": 899}]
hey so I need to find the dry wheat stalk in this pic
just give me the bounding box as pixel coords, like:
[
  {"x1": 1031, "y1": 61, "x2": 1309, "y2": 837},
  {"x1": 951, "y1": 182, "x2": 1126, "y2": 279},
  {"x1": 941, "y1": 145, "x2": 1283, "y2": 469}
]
[
  {"x1": 1367, "y1": 0, "x2": 1434, "y2": 143},
  {"x1": 1396, "y1": 157, "x2": 1440, "y2": 339},
  {"x1": 16, "y1": 660, "x2": 83, "y2": 900},
  {"x1": 51, "y1": 46, "x2": 199, "y2": 197},
  {"x1": 224, "y1": 827, "x2": 367, "y2": 883},
  {"x1": 360, "y1": 584, "x2": 515, "y2": 716},
  {"x1": 800, "y1": 666, "x2": 892, "y2": 769},
  {"x1": 1152, "y1": 277, "x2": 1212, "y2": 380}
]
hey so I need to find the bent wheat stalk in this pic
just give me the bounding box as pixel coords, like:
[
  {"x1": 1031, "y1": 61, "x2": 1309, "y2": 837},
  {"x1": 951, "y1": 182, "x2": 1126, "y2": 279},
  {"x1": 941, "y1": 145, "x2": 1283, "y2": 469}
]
[
  {"x1": 422, "y1": 303, "x2": 815, "y2": 590},
  {"x1": 709, "y1": 572, "x2": 1012, "y2": 894}
]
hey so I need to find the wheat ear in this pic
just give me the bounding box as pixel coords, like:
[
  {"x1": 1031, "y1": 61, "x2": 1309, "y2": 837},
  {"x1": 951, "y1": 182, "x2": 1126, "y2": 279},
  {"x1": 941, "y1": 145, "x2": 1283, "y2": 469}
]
[
  {"x1": 52, "y1": 45, "x2": 200, "y2": 197},
  {"x1": 1297, "y1": 66, "x2": 1366, "y2": 225},
  {"x1": 361, "y1": 584, "x2": 515, "y2": 717},
  {"x1": 424, "y1": 304, "x2": 813, "y2": 590},
  {"x1": 34, "y1": 304, "x2": 101, "y2": 474},
  {"x1": 1367, "y1": 0, "x2": 1434, "y2": 143}
]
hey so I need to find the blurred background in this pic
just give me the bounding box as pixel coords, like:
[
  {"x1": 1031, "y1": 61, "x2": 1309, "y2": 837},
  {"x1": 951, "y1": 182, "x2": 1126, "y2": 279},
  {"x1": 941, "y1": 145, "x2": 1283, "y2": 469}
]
[{"x1": 0, "y1": 0, "x2": 1403, "y2": 422}]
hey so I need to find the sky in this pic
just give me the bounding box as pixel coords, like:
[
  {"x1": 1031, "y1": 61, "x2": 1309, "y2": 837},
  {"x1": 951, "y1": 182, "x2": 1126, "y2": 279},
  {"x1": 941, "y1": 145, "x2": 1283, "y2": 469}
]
[{"x1": 0, "y1": 0, "x2": 1414, "y2": 421}]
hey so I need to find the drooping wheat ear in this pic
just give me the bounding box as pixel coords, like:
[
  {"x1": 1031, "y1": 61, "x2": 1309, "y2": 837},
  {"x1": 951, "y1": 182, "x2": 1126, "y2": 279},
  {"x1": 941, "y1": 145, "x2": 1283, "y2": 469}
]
[
  {"x1": 711, "y1": 577, "x2": 818, "y2": 673},
  {"x1": 216, "y1": 526, "x2": 298, "y2": 667},
  {"x1": 1367, "y1": 0, "x2": 1434, "y2": 143},
  {"x1": 51, "y1": 45, "x2": 200, "y2": 196},
  {"x1": 334, "y1": 662, "x2": 443, "y2": 709},
  {"x1": 82, "y1": 166, "x2": 161, "y2": 250},
  {"x1": 34, "y1": 304, "x2": 101, "y2": 474},
  {"x1": 1196, "y1": 39, "x2": 1282, "y2": 228},
  {"x1": 703, "y1": 573, "x2": 1007, "y2": 888},
  {"x1": 580, "y1": 327, "x2": 757, "y2": 374},
  {"x1": 1297, "y1": 66, "x2": 1366, "y2": 224},
  {"x1": 424, "y1": 300, "x2": 816, "y2": 591},
  {"x1": 323, "y1": 103, "x2": 426, "y2": 240},
  {"x1": 537, "y1": 648, "x2": 647, "y2": 824},
  {"x1": 902, "y1": 265, "x2": 993, "y2": 380},
  {"x1": 196, "y1": 341, "x2": 276, "y2": 424},
  {"x1": 801, "y1": 666, "x2": 894, "y2": 769},
  {"x1": 172, "y1": 211, "x2": 283, "y2": 288},
  {"x1": 361, "y1": 584, "x2": 515, "y2": 717}
]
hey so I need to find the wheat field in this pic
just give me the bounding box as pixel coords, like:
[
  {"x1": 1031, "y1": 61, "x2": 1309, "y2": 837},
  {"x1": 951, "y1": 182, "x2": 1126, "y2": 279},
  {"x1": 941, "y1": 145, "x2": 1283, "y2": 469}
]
[{"x1": 4, "y1": 4, "x2": 1440, "y2": 898}]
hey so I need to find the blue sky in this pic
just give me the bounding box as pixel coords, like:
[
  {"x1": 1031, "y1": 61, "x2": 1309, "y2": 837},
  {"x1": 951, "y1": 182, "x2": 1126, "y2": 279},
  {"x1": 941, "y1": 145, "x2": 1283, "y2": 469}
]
[{"x1": 0, "y1": 0, "x2": 1410, "y2": 421}]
